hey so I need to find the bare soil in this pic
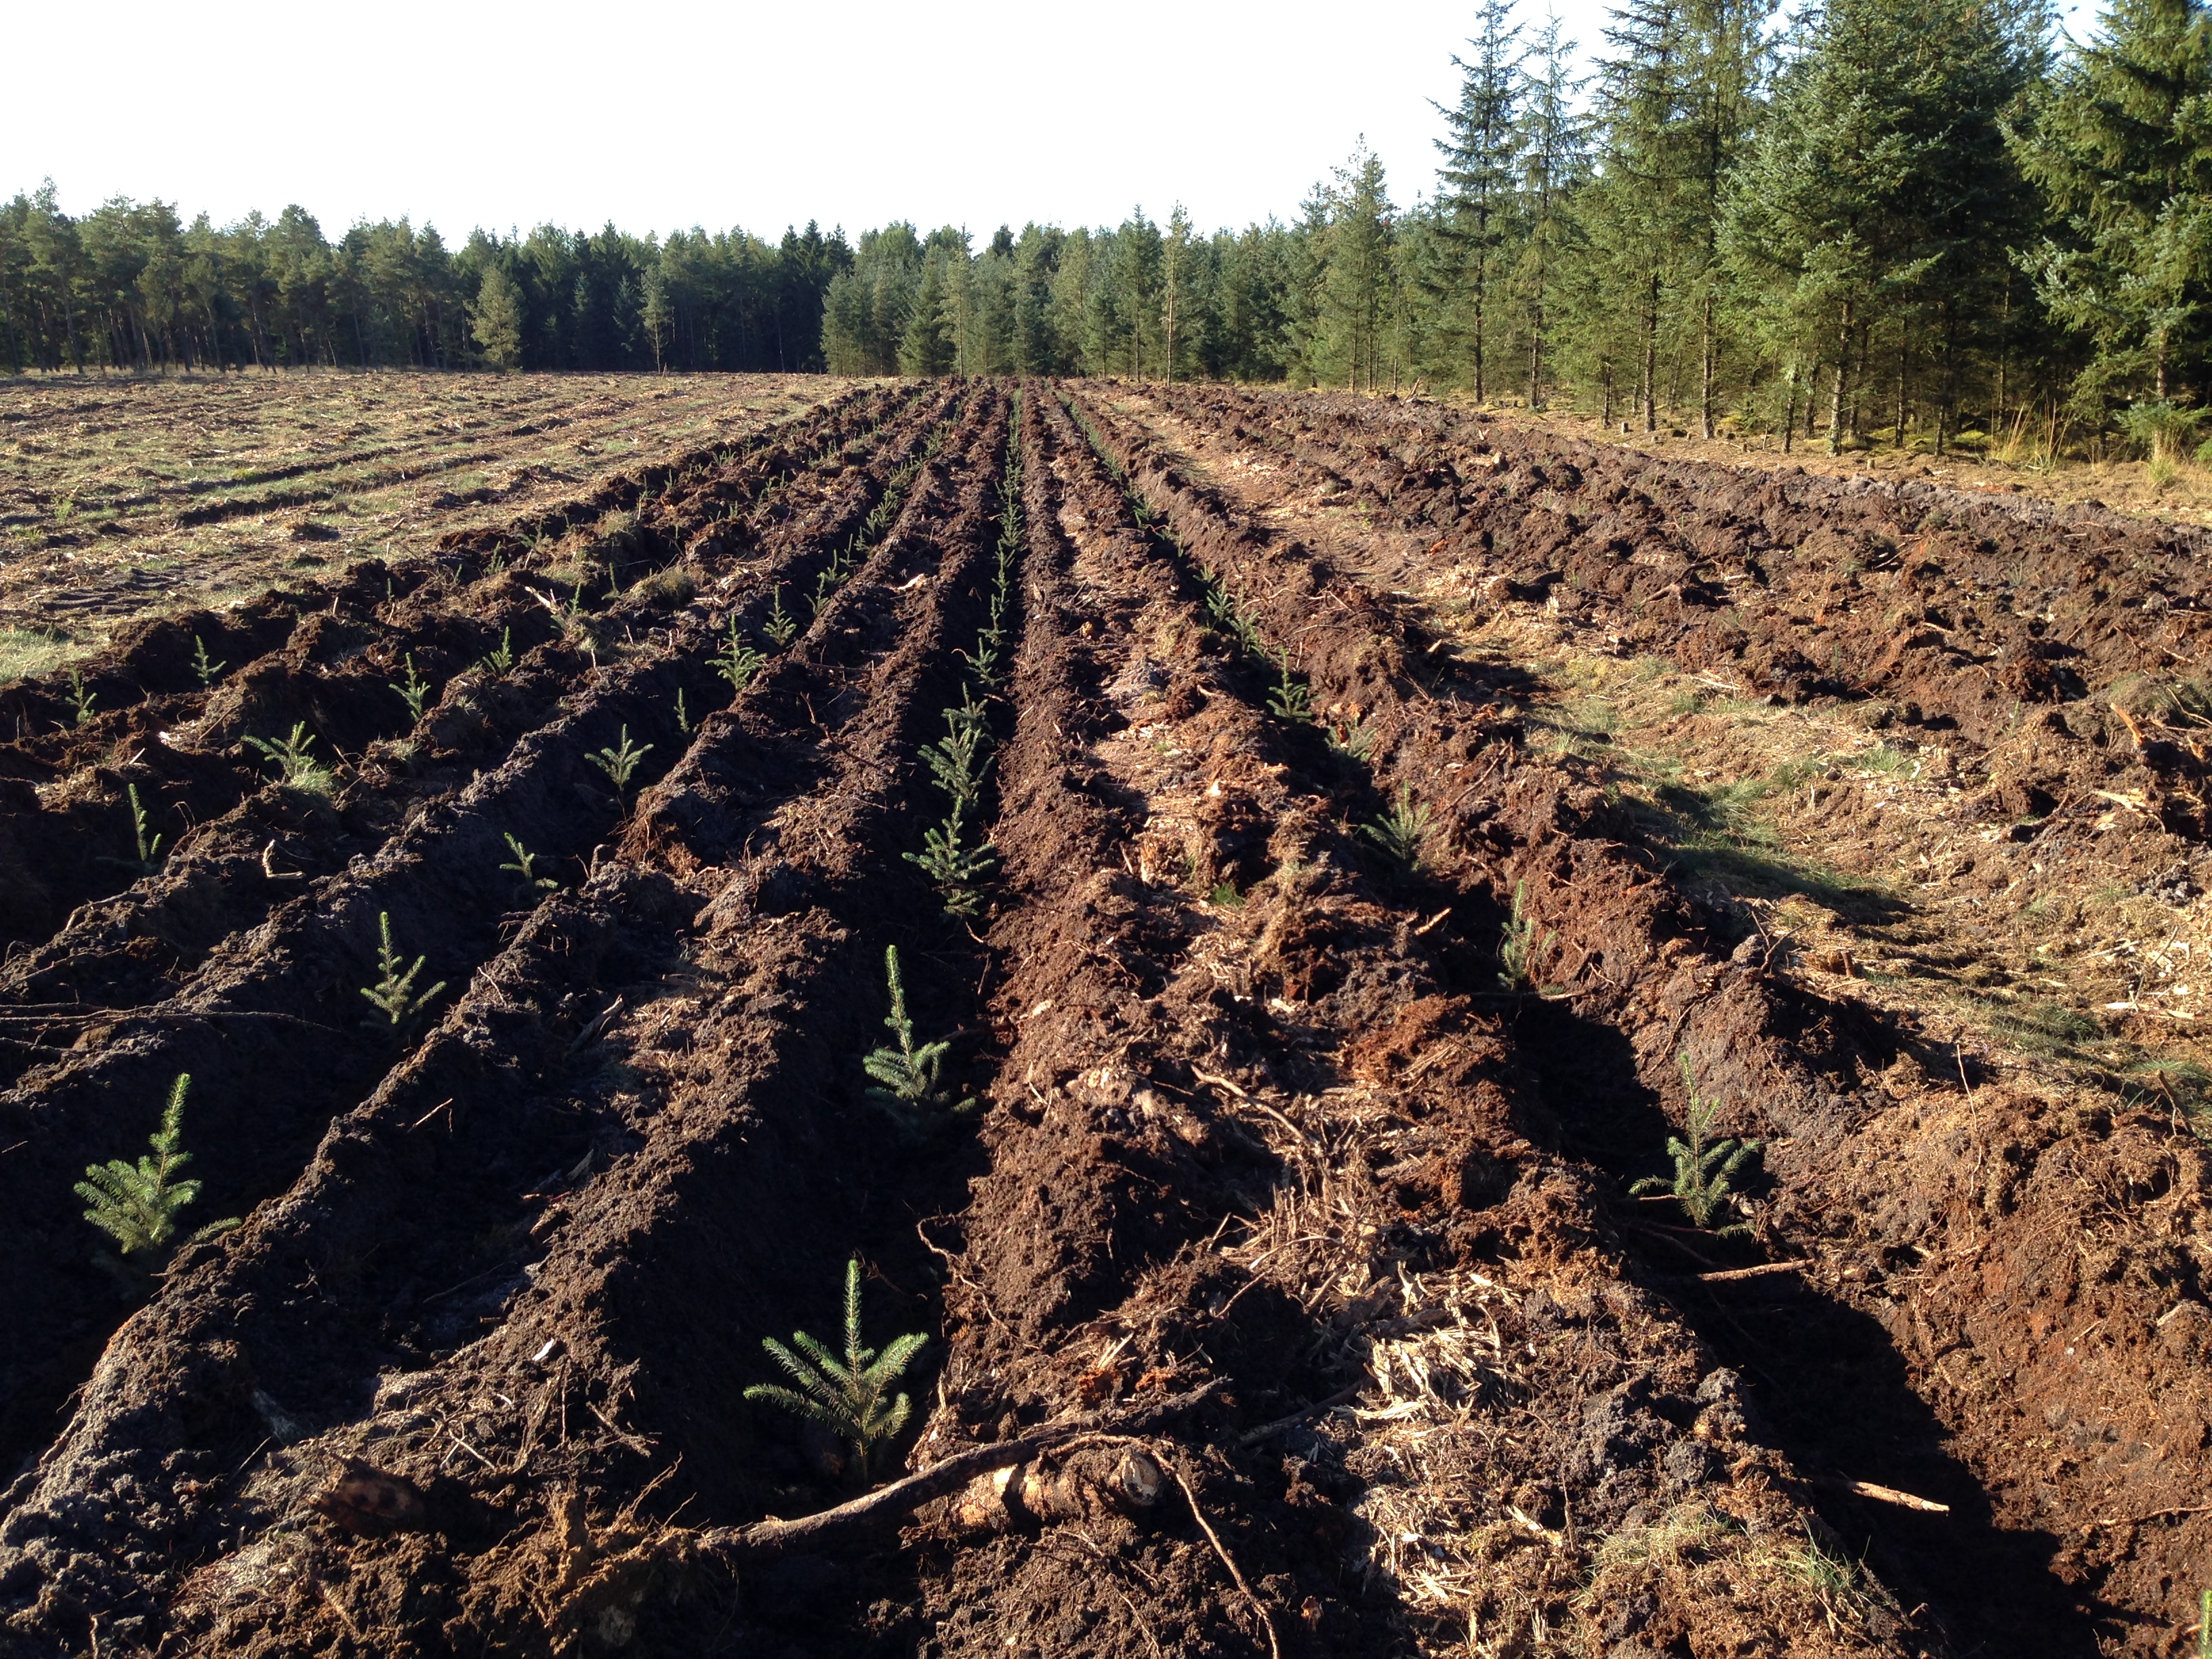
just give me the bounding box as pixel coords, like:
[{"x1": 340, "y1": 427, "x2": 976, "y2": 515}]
[{"x1": 0, "y1": 376, "x2": 2203, "y2": 1659}]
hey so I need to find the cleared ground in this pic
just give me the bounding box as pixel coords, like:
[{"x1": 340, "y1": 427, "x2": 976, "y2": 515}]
[
  {"x1": 0, "y1": 377, "x2": 2204, "y2": 1659},
  {"x1": 0, "y1": 370, "x2": 835, "y2": 680}
]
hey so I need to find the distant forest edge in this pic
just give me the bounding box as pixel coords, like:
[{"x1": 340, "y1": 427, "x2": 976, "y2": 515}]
[{"x1": 5, "y1": 0, "x2": 2211, "y2": 460}]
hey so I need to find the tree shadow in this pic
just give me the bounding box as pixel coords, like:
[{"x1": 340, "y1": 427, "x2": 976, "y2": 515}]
[{"x1": 1515, "y1": 998, "x2": 2102, "y2": 1658}]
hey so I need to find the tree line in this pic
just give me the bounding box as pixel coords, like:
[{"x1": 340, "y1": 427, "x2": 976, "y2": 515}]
[
  {"x1": 4, "y1": 0, "x2": 2208, "y2": 455},
  {"x1": 0, "y1": 184, "x2": 846, "y2": 376}
]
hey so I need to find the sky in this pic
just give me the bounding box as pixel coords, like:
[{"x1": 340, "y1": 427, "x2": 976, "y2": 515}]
[
  {"x1": 9, "y1": 0, "x2": 2104, "y2": 247},
  {"x1": 7, "y1": 0, "x2": 1602, "y2": 243}
]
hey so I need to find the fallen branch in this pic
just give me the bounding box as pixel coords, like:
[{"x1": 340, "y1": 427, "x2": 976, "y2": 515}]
[
  {"x1": 1163, "y1": 1450, "x2": 1280, "y2": 1659},
  {"x1": 1657, "y1": 1261, "x2": 1811, "y2": 1286},
  {"x1": 1237, "y1": 1382, "x2": 1364, "y2": 1447},
  {"x1": 1811, "y1": 1475, "x2": 1950, "y2": 1514},
  {"x1": 698, "y1": 1383, "x2": 1217, "y2": 1555}
]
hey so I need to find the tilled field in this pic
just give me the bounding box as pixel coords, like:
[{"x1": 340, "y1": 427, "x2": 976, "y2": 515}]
[
  {"x1": 0, "y1": 378, "x2": 2204, "y2": 1659},
  {"x1": 0, "y1": 371, "x2": 832, "y2": 675}
]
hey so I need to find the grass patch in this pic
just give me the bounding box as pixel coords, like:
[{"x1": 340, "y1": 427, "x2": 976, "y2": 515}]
[{"x1": 0, "y1": 626, "x2": 83, "y2": 687}]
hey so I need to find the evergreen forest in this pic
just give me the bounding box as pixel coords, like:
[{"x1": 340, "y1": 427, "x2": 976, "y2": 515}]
[{"x1": 6, "y1": 0, "x2": 2212, "y2": 456}]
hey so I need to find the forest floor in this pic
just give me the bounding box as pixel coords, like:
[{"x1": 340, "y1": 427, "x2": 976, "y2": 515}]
[
  {"x1": 1, "y1": 375, "x2": 2207, "y2": 1659},
  {"x1": 0, "y1": 370, "x2": 836, "y2": 683}
]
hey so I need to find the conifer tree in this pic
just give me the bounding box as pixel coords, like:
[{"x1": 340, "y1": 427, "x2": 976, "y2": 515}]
[
  {"x1": 469, "y1": 262, "x2": 525, "y2": 371},
  {"x1": 2013, "y1": 0, "x2": 2212, "y2": 410},
  {"x1": 1723, "y1": 0, "x2": 2035, "y2": 451},
  {"x1": 1590, "y1": 0, "x2": 1692, "y2": 430},
  {"x1": 1162, "y1": 205, "x2": 1196, "y2": 382},
  {"x1": 899, "y1": 241, "x2": 959, "y2": 376},
  {"x1": 1513, "y1": 17, "x2": 1591, "y2": 409},
  {"x1": 1319, "y1": 142, "x2": 1397, "y2": 392},
  {"x1": 1435, "y1": 0, "x2": 1524, "y2": 402}
]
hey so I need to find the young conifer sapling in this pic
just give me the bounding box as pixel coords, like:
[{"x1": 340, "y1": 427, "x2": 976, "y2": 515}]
[
  {"x1": 744, "y1": 1258, "x2": 926, "y2": 1484},
  {"x1": 76, "y1": 1073, "x2": 239, "y2": 1268},
  {"x1": 862, "y1": 944, "x2": 976, "y2": 1132},
  {"x1": 243, "y1": 723, "x2": 331, "y2": 794},
  {"x1": 499, "y1": 832, "x2": 559, "y2": 898},
  {"x1": 588, "y1": 726, "x2": 654, "y2": 801},
  {"x1": 1361, "y1": 784, "x2": 1434, "y2": 872},
  {"x1": 360, "y1": 911, "x2": 447, "y2": 1032},
  {"x1": 391, "y1": 653, "x2": 432, "y2": 720},
  {"x1": 1631, "y1": 1054, "x2": 1763, "y2": 1235}
]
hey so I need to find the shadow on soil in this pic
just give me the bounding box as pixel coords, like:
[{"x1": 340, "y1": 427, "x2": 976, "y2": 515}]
[{"x1": 1515, "y1": 998, "x2": 2101, "y2": 1659}]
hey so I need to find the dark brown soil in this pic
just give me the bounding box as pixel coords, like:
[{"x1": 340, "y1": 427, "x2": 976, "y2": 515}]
[{"x1": 0, "y1": 377, "x2": 2200, "y2": 1659}]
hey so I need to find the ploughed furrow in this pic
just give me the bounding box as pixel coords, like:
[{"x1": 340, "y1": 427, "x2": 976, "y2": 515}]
[
  {"x1": 1150, "y1": 379, "x2": 2212, "y2": 846},
  {"x1": 846, "y1": 388, "x2": 1910, "y2": 1659},
  {"x1": 1080, "y1": 388, "x2": 2212, "y2": 1656},
  {"x1": 0, "y1": 387, "x2": 884, "y2": 960},
  {"x1": 0, "y1": 388, "x2": 895, "y2": 960},
  {"x1": 0, "y1": 390, "x2": 960, "y2": 1502},
  {"x1": 0, "y1": 387, "x2": 927, "y2": 1029},
  {"x1": 0, "y1": 389, "x2": 1012, "y2": 1657}
]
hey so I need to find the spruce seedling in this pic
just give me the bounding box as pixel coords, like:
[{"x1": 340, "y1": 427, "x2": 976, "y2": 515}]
[
  {"x1": 477, "y1": 627, "x2": 516, "y2": 677},
  {"x1": 76, "y1": 1074, "x2": 239, "y2": 1267},
  {"x1": 1329, "y1": 719, "x2": 1378, "y2": 762},
  {"x1": 68, "y1": 668, "x2": 96, "y2": 726},
  {"x1": 862, "y1": 944, "x2": 976, "y2": 1132},
  {"x1": 765, "y1": 579, "x2": 800, "y2": 641},
  {"x1": 1631, "y1": 1055, "x2": 1763, "y2": 1235},
  {"x1": 1497, "y1": 880, "x2": 1557, "y2": 993},
  {"x1": 499, "y1": 832, "x2": 558, "y2": 898},
  {"x1": 391, "y1": 652, "x2": 432, "y2": 720},
  {"x1": 192, "y1": 636, "x2": 226, "y2": 687},
  {"x1": 243, "y1": 723, "x2": 331, "y2": 793},
  {"x1": 905, "y1": 804, "x2": 998, "y2": 919},
  {"x1": 1361, "y1": 784, "x2": 1433, "y2": 872},
  {"x1": 714, "y1": 616, "x2": 766, "y2": 689},
  {"x1": 676, "y1": 688, "x2": 693, "y2": 735},
  {"x1": 922, "y1": 708, "x2": 991, "y2": 808},
  {"x1": 1267, "y1": 649, "x2": 1312, "y2": 722},
  {"x1": 588, "y1": 726, "x2": 654, "y2": 802},
  {"x1": 106, "y1": 783, "x2": 164, "y2": 876},
  {"x1": 745, "y1": 1258, "x2": 928, "y2": 1484},
  {"x1": 359, "y1": 910, "x2": 447, "y2": 1033}
]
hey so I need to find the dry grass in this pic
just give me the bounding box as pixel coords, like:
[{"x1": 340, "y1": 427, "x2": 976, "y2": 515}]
[
  {"x1": 0, "y1": 369, "x2": 845, "y2": 684},
  {"x1": 1476, "y1": 399, "x2": 2212, "y2": 533}
]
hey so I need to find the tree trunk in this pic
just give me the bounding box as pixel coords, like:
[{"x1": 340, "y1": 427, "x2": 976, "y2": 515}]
[
  {"x1": 1895, "y1": 337, "x2": 1908, "y2": 450},
  {"x1": 1782, "y1": 367, "x2": 1797, "y2": 455},
  {"x1": 1827, "y1": 303, "x2": 1853, "y2": 455},
  {"x1": 1601, "y1": 359, "x2": 1614, "y2": 427},
  {"x1": 1700, "y1": 291, "x2": 1716, "y2": 439},
  {"x1": 1472, "y1": 260, "x2": 1486, "y2": 404},
  {"x1": 1528, "y1": 302, "x2": 1543, "y2": 411},
  {"x1": 1641, "y1": 273, "x2": 1660, "y2": 433}
]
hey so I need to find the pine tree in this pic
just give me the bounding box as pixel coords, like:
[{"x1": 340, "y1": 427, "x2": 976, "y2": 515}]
[
  {"x1": 1723, "y1": 0, "x2": 2036, "y2": 451},
  {"x1": 470, "y1": 261, "x2": 525, "y2": 371},
  {"x1": 1162, "y1": 205, "x2": 1196, "y2": 383},
  {"x1": 1514, "y1": 18, "x2": 1592, "y2": 409},
  {"x1": 1590, "y1": 0, "x2": 1691, "y2": 431},
  {"x1": 898, "y1": 243, "x2": 958, "y2": 376},
  {"x1": 1677, "y1": 0, "x2": 1774, "y2": 436},
  {"x1": 1435, "y1": 0, "x2": 1524, "y2": 402},
  {"x1": 1319, "y1": 142, "x2": 1397, "y2": 392},
  {"x1": 2013, "y1": 0, "x2": 2212, "y2": 411}
]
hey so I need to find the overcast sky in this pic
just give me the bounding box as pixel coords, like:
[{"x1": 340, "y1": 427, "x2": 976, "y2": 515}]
[{"x1": 9, "y1": 0, "x2": 2103, "y2": 246}]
